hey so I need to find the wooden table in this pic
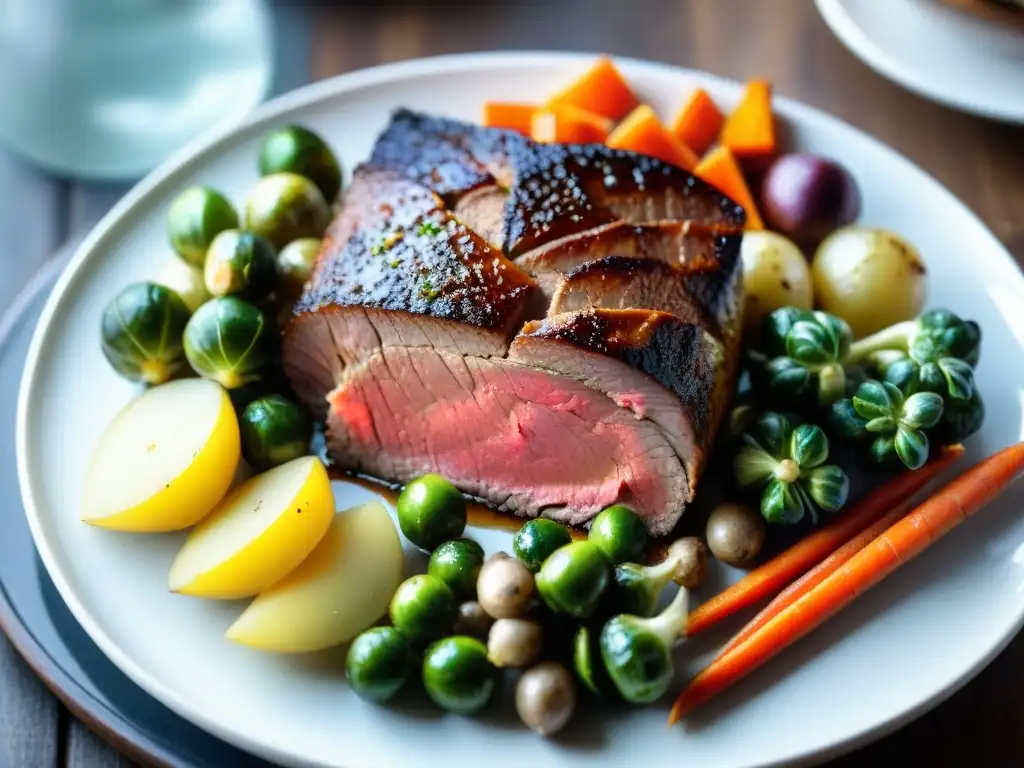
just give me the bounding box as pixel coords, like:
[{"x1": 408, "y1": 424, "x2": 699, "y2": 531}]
[{"x1": 1, "y1": 1, "x2": 1020, "y2": 765}]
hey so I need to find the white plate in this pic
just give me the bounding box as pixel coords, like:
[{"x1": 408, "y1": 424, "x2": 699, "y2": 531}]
[
  {"x1": 15, "y1": 52, "x2": 1024, "y2": 768},
  {"x1": 816, "y1": 0, "x2": 1024, "y2": 123}
]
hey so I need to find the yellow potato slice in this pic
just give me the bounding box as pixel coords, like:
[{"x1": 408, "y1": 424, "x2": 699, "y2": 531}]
[
  {"x1": 82, "y1": 378, "x2": 240, "y2": 533},
  {"x1": 168, "y1": 455, "x2": 335, "y2": 600},
  {"x1": 226, "y1": 501, "x2": 403, "y2": 653}
]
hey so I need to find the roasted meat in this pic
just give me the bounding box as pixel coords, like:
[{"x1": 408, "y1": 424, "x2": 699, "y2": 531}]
[{"x1": 283, "y1": 109, "x2": 746, "y2": 535}]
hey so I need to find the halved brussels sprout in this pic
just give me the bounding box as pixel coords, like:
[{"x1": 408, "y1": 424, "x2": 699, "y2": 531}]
[
  {"x1": 183, "y1": 296, "x2": 276, "y2": 389},
  {"x1": 244, "y1": 173, "x2": 330, "y2": 250},
  {"x1": 276, "y1": 238, "x2": 321, "y2": 296},
  {"x1": 239, "y1": 394, "x2": 312, "y2": 470},
  {"x1": 100, "y1": 282, "x2": 191, "y2": 384},
  {"x1": 257, "y1": 125, "x2": 342, "y2": 204},
  {"x1": 166, "y1": 186, "x2": 239, "y2": 268},
  {"x1": 203, "y1": 229, "x2": 278, "y2": 300}
]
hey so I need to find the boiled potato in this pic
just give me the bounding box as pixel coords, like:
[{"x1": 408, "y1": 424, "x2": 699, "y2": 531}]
[
  {"x1": 82, "y1": 378, "x2": 239, "y2": 532},
  {"x1": 168, "y1": 455, "x2": 334, "y2": 599},
  {"x1": 225, "y1": 501, "x2": 403, "y2": 653},
  {"x1": 812, "y1": 225, "x2": 927, "y2": 338},
  {"x1": 740, "y1": 230, "x2": 814, "y2": 339}
]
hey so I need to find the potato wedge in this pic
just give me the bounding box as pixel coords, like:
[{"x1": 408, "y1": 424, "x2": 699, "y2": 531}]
[
  {"x1": 226, "y1": 501, "x2": 403, "y2": 653},
  {"x1": 82, "y1": 378, "x2": 240, "y2": 532},
  {"x1": 168, "y1": 455, "x2": 334, "y2": 600}
]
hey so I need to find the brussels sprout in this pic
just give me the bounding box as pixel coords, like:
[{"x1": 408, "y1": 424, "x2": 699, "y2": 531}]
[
  {"x1": 513, "y1": 519, "x2": 573, "y2": 572},
  {"x1": 573, "y1": 625, "x2": 614, "y2": 698},
  {"x1": 608, "y1": 538, "x2": 706, "y2": 617},
  {"x1": 396, "y1": 474, "x2": 467, "y2": 551},
  {"x1": 100, "y1": 282, "x2": 191, "y2": 385},
  {"x1": 734, "y1": 411, "x2": 850, "y2": 524},
  {"x1": 476, "y1": 554, "x2": 535, "y2": 619},
  {"x1": 428, "y1": 539, "x2": 485, "y2": 600},
  {"x1": 345, "y1": 627, "x2": 415, "y2": 704},
  {"x1": 933, "y1": 389, "x2": 985, "y2": 445},
  {"x1": 166, "y1": 186, "x2": 239, "y2": 268},
  {"x1": 588, "y1": 505, "x2": 648, "y2": 565},
  {"x1": 203, "y1": 229, "x2": 277, "y2": 300},
  {"x1": 749, "y1": 307, "x2": 853, "y2": 409},
  {"x1": 183, "y1": 297, "x2": 276, "y2": 389},
  {"x1": 599, "y1": 585, "x2": 688, "y2": 704},
  {"x1": 516, "y1": 661, "x2": 577, "y2": 737},
  {"x1": 828, "y1": 379, "x2": 943, "y2": 470},
  {"x1": 536, "y1": 541, "x2": 612, "y2": 618},
  {"x1": 422, "y1": 636, "x2": 498, "y2": 714},
  {"x1": 389, "y1": 574, "x2": 458, "y2": 646},
  {"x1": 239, "y1": 394, "x2": 312, "y2": 470},
  {"x1": 155, "y1": 258, "x2": 210, "y2": 313},
  {"x1": 244, "y1": 172, "x2": 330, "y2": 250},
  {"x1": 276, "y1": 237, "x2": 321, "y2": 296},
  {"x1": 257, "y1": 125, "x2": 342, "y2": 204}
]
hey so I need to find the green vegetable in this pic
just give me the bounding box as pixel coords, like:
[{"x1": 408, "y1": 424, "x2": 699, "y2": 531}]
[
  {"x1": 513, "y1": 519, "x2": 572, "y2": 572},
  {"x1": 100, "y1": 282, "x2": 191, "y2": 385},
  {"x1": 428, "y1": 539, "x2": 485, "y2": 599},
  {"x1": 166, "y1": 186, "x2": 239, "y2": 268},
  {"x1": 536, "y1": 541, "x2": 612, "y2": 618},
  {"x1": 203, "y1": 229, "x2": 277, "y2": 300},
  {"x1": 396, "y1": 474, "x2": 467, "y2": 551},
  {"x1": 345, "y1": 627, "x2": 415, "y2": 704},
  {"x1": 750, "y1": 307, "x2": 853, "y2": 408},
  {"x1": 848, "y1": 309, "x2": 981, "y2": 403},
  {"x1": 244, "y1": 172, "x2": 330, "y2": 250},
  {"x1": 155, "y1": 259, "x2": 210, "y2": 313},
  {"x1": 573, "y1": 625, "x2": 614, "y2": 698},
  {"x1": 276, "y1": 237, "x2": 321, "y2": 296},
  {"x1": 933, "y1": 389, "x2": 985, "y2": 444},
  {"x1": 239, "y1": 395, "x2": 312, "y2": 470},
  {"x1": 588, "y1": 505, "x2": 648, "y2": 565},
  {"x1": 257, "y1": 125, "x2": 342, "y2": 204},
  {"x1": 422, "y1": 636, "x2": 498, "y2": 714},
  {"x1": 608, "y1": 539, "x2": 698, "y2": 617},
  {"x1": 735, "y1": 411, "x2": 850, "y2": 524},
  {"x1": 599, "y1": 585, "x2": 688, "y2": 704},
  {"x1": 183, "y1": 297, "x2": 276, "y2": 389},
  {"x1": 389, "y1": 574, "x2": 458, "y2": 645},
  {"x1": 828, "y1": 379, "x2": 944, "y2": 470}
]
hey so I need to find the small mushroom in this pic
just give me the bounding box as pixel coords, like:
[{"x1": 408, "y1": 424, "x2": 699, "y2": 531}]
[
  {"x1": 706, "y1": 502, "x2": 766, "y2": 567},
  {"x1": 487, "y1": 618, "x2": 543, "y2": 668},
  {"x1": 477, "y1": 554, "x2": 535, "y2": 618},
  {"x1": 453, "y1": 601, "x2": 494, "y2": 640},
  {"x1": 669, "y1": 536, "x2": 709, "y2": 589},
  {"x1": 515, "y1": 661, "x2": 577, "y2": 737}
]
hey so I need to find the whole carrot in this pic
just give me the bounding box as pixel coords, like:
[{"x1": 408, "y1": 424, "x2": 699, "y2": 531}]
[
  {"x1": 669, "y1": 442, "x2": 1024, "y2": 724},
  {"x1": 686, "y1": 445, "x2": 963, "y2": 637}
]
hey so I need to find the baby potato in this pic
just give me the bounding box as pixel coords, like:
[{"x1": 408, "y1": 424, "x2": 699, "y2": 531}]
[
  {"x1": 812, "y1": 225, "x2": 927, "y2": 338},
  {"x1": 226, "y1": 501, "x2": 403, "y2": 653},
  {"x1": 168, "y1": 455, "x2": 334, "y2": 599},
  {"x1": 82, "y1": 378, "x2": 240, "y2": 532},
  {"x1": 740, "y1": 230, "x2": 814, "y2": 339}
]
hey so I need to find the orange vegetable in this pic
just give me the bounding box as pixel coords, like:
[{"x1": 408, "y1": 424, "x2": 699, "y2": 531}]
[
  {"x1": 686, "y1": 444, "x2": 964, "y2": 638},
  {"x1": 482, "y1": 102, "x2": 539, "y2": 134},
  {"x1": 671, "y1": 88, "x2": 724, "y2": 156},
  {"x1": 530, "y1": 104, "x2": 612, "y2": 144},
  {"x1": 545, "y1": 56, "x2": 640, "y2": 121},
  {"x1": 669, "y1": 442, "x2": 1024, "y2": 724},
  {"x1": 694, "y1": 146, "x2": 763, "y2": 228},
  {"x1": 606, "y1": 105, "x2": 699, "y2": 172},
  {"x1": 720, "y1": 79, "x2": 775, "y2": 159}
]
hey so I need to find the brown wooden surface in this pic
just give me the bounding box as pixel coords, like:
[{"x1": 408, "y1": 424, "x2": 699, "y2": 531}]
[{"x1": 0, "y1": 0, "x2": 1021, "y2": 766}]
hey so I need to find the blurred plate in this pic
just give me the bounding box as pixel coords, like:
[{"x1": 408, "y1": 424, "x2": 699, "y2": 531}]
[
  {"x1": 14, "y1": 51, "x2": 1024, "y2": 768},
  {"x1": 816, "y1": 0, "x2": 1024, "y2": 123}
]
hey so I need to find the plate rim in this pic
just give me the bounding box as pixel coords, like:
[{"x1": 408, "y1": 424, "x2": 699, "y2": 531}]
[
  {"x1": 815, "y1": 0, "x2": 1024, "y2": 124},
  {"x1": 14, "y1": 49, "x2": 1024, "y2": 768}
]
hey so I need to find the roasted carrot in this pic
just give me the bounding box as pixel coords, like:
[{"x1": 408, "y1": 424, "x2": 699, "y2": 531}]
[
  {"x1": 530, "y1": 104, "x2": 613, "y2": 144},
  {"x1": 545, "y1": 56, "x2": 639, "y2": 121},
  {"x1": 669, "y1": 442, "x2": 1024, "y2": 724},
  {"x1": 671, "y1": 88, "x2": 724, "y2": 156},
  {"x1": 482, "y1": 102, "x2": 539, "y2": 134},
  {"x1": 693, "y1": 146, "x2": 764, "y2": 229},
  {"x1": 606, "y1": 105, "x2": 699, "y2": 171},
  {"x1": 720, "y1": 79, "x2": 775, "y2": 159},
  {"x1": 686, "y1": 444, "x2": 964, "y2": 638}
]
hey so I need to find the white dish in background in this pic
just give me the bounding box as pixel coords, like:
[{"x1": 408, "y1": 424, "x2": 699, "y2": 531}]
[
  {"x1": 816, "y1": 0, "x2": 1024, "y2": 123},
  {"x1": 15, "y1": 52, "x2": 1024, "y2": 768}
]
